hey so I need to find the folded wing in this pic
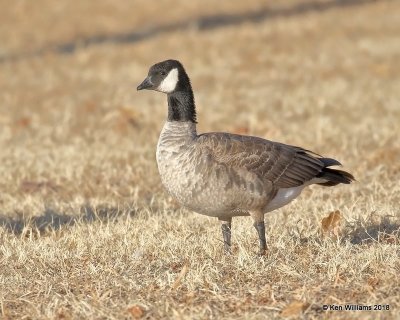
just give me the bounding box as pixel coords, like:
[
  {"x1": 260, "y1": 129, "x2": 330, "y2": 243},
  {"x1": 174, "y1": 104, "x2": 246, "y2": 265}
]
[{"x1": 197, "y1": 133, "x2": 353, "y2": 188}]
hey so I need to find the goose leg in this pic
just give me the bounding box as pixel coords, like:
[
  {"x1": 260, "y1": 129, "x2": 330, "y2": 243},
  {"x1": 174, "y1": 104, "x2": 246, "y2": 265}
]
[
  {"x1": 254, "y1": 221, "x2": 267, "y2": 255},
  {"x1": 250, "y1": 211, "x2": 267, "y2": 255},
  {"x1": 219, "y1": 218, "x2": 232, "y2": 253}
]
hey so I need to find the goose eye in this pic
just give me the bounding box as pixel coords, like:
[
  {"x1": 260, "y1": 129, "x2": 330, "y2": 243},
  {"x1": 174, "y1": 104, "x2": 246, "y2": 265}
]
[{"x1": 160, "y1": 71, "x2": 166, "y2": 76}]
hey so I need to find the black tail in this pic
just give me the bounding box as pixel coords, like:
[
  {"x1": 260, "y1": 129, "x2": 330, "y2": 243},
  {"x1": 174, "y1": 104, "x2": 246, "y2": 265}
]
[{"x1": 316, "y1": 158, "x2": 355, "y2": 186}]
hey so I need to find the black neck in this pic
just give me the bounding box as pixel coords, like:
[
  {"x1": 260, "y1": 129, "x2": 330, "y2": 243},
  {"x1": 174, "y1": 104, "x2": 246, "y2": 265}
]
[{"x1": 167, "y1": 72, "x2": 197, "y2": 123}]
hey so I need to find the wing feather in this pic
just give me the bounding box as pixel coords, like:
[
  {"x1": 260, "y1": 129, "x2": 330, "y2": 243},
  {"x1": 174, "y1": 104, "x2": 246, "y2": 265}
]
[{"x1": 197, "y1": 132, "x2": 325, "y2": 188}]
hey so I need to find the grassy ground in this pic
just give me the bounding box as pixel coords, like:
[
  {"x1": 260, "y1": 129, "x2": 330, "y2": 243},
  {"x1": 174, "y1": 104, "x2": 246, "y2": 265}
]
[{"x1": 0, "y1": 0, "x2": 399, "y2": 319}]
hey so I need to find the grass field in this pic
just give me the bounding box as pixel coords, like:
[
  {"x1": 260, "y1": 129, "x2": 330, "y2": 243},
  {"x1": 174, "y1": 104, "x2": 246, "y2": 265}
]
[{"x1": 0, "y1": 0, "x2": 399, "y2": 319}]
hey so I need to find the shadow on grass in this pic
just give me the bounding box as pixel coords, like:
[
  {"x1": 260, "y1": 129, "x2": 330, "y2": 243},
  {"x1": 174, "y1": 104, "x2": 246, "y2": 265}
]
[
  {"x1": 0, "y1": 0, "x2": 378, "y2": 63},
  {"x1": 345, "y1": 216, "x2": 400, "y2": 245},
  {"x1": 0, "y1": 205, "x2": 136, "y2": 236}
]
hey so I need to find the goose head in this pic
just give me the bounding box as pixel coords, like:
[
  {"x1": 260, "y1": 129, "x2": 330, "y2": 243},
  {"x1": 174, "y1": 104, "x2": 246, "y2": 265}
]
[
  {"x1": 137, "y1": 59, "x2": 188, "y2": 94},
  {"x1": 137, "y1": 59, "x2": 196, "y2": 123}
]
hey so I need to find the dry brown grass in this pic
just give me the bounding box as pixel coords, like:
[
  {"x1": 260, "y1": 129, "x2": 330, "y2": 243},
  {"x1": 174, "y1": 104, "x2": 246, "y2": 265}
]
[{"x1": 0, "y1": 0, "x2": 399, "y2": 319}]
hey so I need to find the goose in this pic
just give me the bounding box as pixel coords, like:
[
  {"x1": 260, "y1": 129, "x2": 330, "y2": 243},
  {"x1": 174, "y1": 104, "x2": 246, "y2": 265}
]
[{"x1": 137, "y1": 59, "x2": 354, "y2": 254}]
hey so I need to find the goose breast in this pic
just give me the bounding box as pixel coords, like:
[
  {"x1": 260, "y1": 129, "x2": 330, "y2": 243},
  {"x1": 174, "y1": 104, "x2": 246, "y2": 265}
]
[{"x1": 156, "y1": 123, "x2": 271, "y2": 217}]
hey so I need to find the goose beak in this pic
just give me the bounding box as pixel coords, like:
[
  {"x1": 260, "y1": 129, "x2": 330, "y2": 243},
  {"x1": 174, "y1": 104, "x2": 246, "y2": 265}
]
[{"x1": 137, "y1": 76, "x2": 153, "y2": 91}]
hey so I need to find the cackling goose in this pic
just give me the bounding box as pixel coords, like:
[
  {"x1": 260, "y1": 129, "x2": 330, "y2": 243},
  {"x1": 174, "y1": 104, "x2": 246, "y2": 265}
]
[{"x1": 137, "y1": 59, "x2": 354, "y2": 254}]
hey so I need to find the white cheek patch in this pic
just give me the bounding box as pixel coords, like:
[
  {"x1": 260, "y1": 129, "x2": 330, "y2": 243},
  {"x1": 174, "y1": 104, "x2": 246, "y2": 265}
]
[{"x1": 158, "y1": 68, "x2": 179, "y2": 93}]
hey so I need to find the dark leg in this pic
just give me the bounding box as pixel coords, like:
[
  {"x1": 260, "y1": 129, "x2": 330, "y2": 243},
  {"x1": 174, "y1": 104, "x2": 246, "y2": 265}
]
[
  {"x1": 250, "y1": 211, "x2": 267, "y2": 255},
  {"x1": 219, "y1": 218, "x2": 232, "y2": 253},
  {"x1": 253, "y1": 221, "x2": 267, "y2": 255}
]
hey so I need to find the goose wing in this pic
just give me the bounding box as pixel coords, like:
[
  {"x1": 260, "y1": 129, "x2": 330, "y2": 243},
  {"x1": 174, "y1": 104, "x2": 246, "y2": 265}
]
[{"x1": 196, "y1": 132, "x2": 328, "y2": 188}]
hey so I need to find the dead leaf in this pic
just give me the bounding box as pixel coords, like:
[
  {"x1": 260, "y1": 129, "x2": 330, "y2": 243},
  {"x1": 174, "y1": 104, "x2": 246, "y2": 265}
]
[
  {"x1": 83, "y1": 100, "x2": 98, "y2": 112},
  {"x1": 170, "y1": 262, "x2": 183, "y2": 272},
  {"x1": 321, "y1": 210, "x2": 342, "y2": 238},
  {"x1": 55, "y1": 307, "x2": 71, "y2": 320},
  {"x1": 379, "y1": 233, "x2": 398, "y2": 245},
  {"x1": 119, "y1": 107, "x2": 140, "y2": 127},
  {"x1": 15, "y1": 116, "x2": 31, "y2": 129},
  {"x1": 367, "y1": 277, "x2": 380, "y2": 288},
  {"x1": 127, "y1": 305, "x2": 145, "y2": 319},
  {"x1": 172, "y1": 263, "x2": 189, "y2": 290},
  {"x1": 281, "y1": 300, "x2": 310, "y2": 317}
]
